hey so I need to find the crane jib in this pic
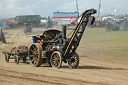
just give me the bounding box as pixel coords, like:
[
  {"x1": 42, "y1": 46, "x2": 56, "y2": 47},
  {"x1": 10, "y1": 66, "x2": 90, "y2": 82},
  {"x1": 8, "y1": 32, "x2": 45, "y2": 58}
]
[{"x1": 64, "y1": 9, "x2": 97, "y2": 56}]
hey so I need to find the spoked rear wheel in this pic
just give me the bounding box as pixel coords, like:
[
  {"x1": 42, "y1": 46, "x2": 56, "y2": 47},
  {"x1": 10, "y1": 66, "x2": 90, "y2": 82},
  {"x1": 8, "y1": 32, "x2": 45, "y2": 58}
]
[
  {"x1": 67, "y1": 52, "x2": 79, "y2": 68},
  {"x1": 50, "y1": 51, "x2": 62, "y2": 69},
  {"x1": 29, "y1": 43, "x2": 43, "y2": 67}
]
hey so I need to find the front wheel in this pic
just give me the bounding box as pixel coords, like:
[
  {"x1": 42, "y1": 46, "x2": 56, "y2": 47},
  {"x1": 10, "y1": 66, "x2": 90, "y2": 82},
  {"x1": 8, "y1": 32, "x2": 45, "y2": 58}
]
[
  {"x1": 50, "y1": 51, "x2": 62, "y2": 69},
  {"x1": 67, "y1": 52, "x2": 79, "y2": 68}
]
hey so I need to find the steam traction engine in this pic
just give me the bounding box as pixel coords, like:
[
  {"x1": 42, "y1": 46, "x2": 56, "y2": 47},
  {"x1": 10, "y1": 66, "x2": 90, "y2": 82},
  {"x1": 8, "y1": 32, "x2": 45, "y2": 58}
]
[{"x1": 28, "y1": 9, "x2": 97, "y2": 69}]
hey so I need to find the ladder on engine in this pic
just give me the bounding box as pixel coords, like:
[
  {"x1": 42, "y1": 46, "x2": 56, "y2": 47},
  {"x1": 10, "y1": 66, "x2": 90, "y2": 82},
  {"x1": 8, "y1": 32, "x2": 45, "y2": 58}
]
[{"x1": 64, "y1": 9, "x2": 97, "y2": 56}]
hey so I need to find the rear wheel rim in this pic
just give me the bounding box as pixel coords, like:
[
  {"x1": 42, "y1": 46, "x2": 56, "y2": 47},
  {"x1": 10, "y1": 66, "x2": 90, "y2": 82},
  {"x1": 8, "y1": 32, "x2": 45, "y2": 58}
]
[
  {"x1": 29, "y1": 43, "x2": 43, "y2": 67},
  {"x1": 29, "y1": 44, "x2": 39, "y2": 66}
]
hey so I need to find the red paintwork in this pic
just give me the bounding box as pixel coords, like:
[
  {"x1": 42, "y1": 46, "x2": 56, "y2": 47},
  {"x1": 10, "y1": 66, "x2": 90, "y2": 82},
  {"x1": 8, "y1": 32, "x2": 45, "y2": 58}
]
[
  {"x1": 41, "y1": 39, "x2": 44, "y2": 45},
  {"x1": 5, "y1": 20, "x2": 16, "y2": 25},
  {"x1": 54, "y1": 17, "x2": 77, "y2": 24}
]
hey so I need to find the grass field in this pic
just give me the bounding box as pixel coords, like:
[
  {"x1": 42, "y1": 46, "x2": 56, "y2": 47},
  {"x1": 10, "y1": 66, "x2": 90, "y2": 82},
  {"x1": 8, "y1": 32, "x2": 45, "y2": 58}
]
[{"x1": 77, "y1": 27, "x2": 128, "y2": 65}]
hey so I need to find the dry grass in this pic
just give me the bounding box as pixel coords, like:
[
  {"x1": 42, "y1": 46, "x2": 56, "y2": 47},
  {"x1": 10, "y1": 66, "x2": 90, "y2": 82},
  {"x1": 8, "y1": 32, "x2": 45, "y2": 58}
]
[{"x1": 78, "y1": 28, "x2": 128, "y2": 65}]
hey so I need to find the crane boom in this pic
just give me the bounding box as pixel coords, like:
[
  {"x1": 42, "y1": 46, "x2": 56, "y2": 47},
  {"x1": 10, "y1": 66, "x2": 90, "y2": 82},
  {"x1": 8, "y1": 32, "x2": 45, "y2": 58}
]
[{"x1": 64, "y1": 9, "x2": 97, "y2": 56}]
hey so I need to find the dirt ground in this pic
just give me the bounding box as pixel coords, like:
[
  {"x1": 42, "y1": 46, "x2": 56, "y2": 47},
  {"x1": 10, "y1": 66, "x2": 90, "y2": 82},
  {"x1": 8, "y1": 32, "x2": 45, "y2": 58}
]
[{"x1": 0, "y1": 28, "x2": 128, "y2": 85}]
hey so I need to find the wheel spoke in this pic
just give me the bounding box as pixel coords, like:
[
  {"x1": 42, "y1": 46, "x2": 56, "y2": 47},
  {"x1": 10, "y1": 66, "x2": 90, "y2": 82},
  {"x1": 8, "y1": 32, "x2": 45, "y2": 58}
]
[
  {"x1": 35, "y1": 50, "x2": 38, "y2": 55},
  {"x1": 31, "y1": 50, "x2": 34, "y2": 53},
  {"x1": 32, "y1": 46, "x2": 35, "y2": 49},
  {"x1": 32, "y1": 57, "x2": 37, "y2": 64},
  {"x1": 34, "y1": 47, "x2": 37, "y2": 52},
  {"x1": 56, "y1": 61, "x2": 58, "y2": 67},
  {"x1": 34, "y1": 58, "x2": 38, "y2": 64},
  {"x1": 31, "y1": 58, "x2": 35, "y2": 62},
  {"x1": 53, "y1": 55, "x2": 56, "y2": 58},
  {"x1": 56, "y1": 60, "x2": 60, "y2": 65},
  {"x1": 73, "y1": 62, "x2": 76, "y2": 65},
  {"x1": 30, "y1": 55, "x2": 34, "y2": 57},
  {"x1": 57, "y1": 58, "x2": 60, "y2": 61},
  {"x1": 34, "y1": 60, "x2": 37, "y2": 65},
  {"x1": 52, "y1": 58, "x2": 55, "y2": 61},
  {"x1": 35, "y1": 53, "x2": 39, "y2": 56},
  {"x1": 74, "y1": 61, "x2": 77, "y2": 64},
  {"x1": 54, "y1": 61, "x2": 56, "y2": 65}
]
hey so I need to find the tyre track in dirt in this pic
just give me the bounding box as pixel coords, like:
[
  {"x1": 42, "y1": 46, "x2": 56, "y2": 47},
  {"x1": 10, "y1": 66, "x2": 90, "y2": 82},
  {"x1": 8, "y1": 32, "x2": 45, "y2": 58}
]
[
  {"x1": 0, "y1": 68, "x2": 109, "y2": 85},
  {"x1": 0, "y1": 68, "x2": 67, "y2": 85},
  {"x1": 0, "y1": 73, "x2": 64, "y2": 85}
]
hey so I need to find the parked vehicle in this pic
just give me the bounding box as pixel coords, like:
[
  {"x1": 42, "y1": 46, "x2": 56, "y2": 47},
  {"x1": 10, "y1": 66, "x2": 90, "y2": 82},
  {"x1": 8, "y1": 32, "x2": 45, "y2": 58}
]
[{"x1": 0, "y1": 29, "x2": 6, "y2": 43}]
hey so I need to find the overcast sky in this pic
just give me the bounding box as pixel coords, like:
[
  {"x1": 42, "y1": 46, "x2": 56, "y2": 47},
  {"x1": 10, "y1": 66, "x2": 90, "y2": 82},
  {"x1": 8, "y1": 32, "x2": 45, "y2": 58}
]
[{"x1": 0, "y1": 0, "x2": 128, "y2": 18}]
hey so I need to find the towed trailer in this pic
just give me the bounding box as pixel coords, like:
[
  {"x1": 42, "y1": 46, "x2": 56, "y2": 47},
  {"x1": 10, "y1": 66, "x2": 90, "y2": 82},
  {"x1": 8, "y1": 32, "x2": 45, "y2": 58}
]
[{"x1": 2, "y1": 51, "x2": 28, "y2": 64}]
